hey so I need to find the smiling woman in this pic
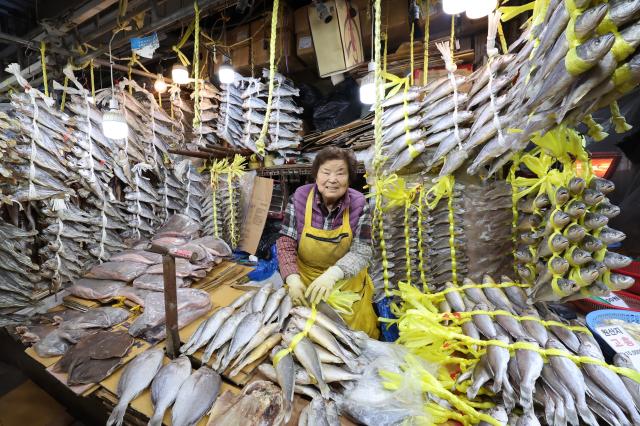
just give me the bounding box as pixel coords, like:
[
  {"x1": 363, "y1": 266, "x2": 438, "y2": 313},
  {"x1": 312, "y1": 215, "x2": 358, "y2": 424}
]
[{"x1": 276, "y1": 147, "x2": 379, "y2": 338}]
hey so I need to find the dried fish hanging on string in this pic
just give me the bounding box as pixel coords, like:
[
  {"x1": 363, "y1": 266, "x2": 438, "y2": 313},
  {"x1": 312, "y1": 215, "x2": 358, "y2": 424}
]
[
  {"x1": 511, "y1": 147, "x2": 633, "y2": 303},
  {"x1": 241, "y1": 69, "x2": 303, "y2": 156},
  {"x1": 216, "y1": 73, "x2": 248, "y2": 148},
  {"x1": 190, "y1": 80, "x2": 220, "y2": 149},
  {"x1": 392, "y1": 275, "x2": 640, "y2": 425}
]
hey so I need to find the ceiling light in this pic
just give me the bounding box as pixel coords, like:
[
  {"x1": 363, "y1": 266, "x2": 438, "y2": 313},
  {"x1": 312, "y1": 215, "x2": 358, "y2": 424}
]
[
  {"x1": 218, "y1": 57, "x2": 235, "y2": 84},
  {"x1": 443, "y1": 0, "x2": 467, "y2": 15},
  {"x1": 172, "y1": 64, "x2": 189, "y2": 85},
  {"x1": 102, "y1": 97, "x2": 128, "y2": 140},
  {"x1": 154, "y1": 74, "x2": 167, "y2": 93},
  {"x1": 359, "y1": 62, "x2": 378, "y2": 105},
  {"x1": 466, "y1": 0, "x2": 496, "y2": 19}
]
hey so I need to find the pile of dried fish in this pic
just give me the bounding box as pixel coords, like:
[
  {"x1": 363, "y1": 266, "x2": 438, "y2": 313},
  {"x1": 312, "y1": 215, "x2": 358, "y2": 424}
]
[
  {"x1": 107, "y1": 348, "x2": 222, "y2": 426},
  {"x1": 206, "y1": 380, "x2": 285, "y2": 426},
  {"x1": 181, "y1": 284, "x2": 290, "y2": 375},
  {"x1": 33, "y1": 306, "x2": 130, "y2": 357},
  {"x1": 513, "y1": 172, "x2": 633, "y2": 302},
  {"x1": 216, "y1": 73, "x2": 247, "y2": 148},
  {"x1": 191, "y1": 80, "x2": 221, "y2": 149},
  {"x1": 241, "y1": 69, "x2": 303, "y2": 156},
  {"x1": 0, "y1": 221, "x2": 44, "y2": 308},
  {"x1": 258, "y1": 305, "x2": 366, "y2": 423},
  {"x1": 371, "y1": 1, "x2": 640, "y2": 177},
  {"x1": 438, "y1": 275, "x2": 640, "y2": 425}
]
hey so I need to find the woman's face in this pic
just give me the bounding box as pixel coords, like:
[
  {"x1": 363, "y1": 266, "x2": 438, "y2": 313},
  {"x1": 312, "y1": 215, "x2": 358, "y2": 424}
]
[{"x1": 316, "y1": 159, "x2": 349, "y2": 204}]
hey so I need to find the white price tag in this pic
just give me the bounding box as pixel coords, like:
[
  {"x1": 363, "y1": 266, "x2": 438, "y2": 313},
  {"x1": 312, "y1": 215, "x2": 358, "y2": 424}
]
[
  {"x1": 595, "y1": 293, "x2": 630, "y2": 308},
  {"x1": 596, "y1": 324, "x2": 640, "y2": 370}
]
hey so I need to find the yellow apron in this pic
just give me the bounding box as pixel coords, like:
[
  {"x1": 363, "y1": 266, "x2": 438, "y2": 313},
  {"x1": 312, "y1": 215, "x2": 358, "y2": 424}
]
[{"x1": 296, "y1": 189, "x2": 380, "y2": 339}]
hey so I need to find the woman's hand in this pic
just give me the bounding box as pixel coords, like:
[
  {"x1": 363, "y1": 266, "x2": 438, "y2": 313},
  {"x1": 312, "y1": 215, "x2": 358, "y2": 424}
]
[
  {"x1": 285, "y1": 274, "x2": 308, "y2": 306},
  {"x1": 305, "y1": 266, "x2": 344, "y2": 305}
]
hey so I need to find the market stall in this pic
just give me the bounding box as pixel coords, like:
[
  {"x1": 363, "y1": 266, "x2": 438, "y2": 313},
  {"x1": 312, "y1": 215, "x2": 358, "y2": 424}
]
[{"x1": 1, "y1": 0, "x2": 640, "y2": 425}]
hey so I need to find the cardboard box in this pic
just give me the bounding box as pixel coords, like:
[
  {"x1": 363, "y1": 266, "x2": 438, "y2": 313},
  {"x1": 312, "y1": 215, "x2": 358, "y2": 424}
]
[
  {"x1": 229, "y1": 24, "x2": 251, "y2": 69},
  {"x1": 355, "y1": 0, "x2": 411, "y2": 56},
  {"x1": 308, "y1": 0, "x2": 365, "y2": 77},
  {"x1": 250, "y1": 7, "x2": 301, "y2": 72},
  {"x1": 239, "y1": 176, "x2": 274, "y2": 255},
  {"x1": 294, "y1": 6, "x2": 316, "y2": 67}
]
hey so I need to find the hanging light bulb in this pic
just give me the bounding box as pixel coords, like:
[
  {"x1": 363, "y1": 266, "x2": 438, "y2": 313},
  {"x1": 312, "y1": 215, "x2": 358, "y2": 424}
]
[
  {"x1": 466, "y1": 0, "x2": 496, "y2": 19},
  {"x1": 102, "y1": 28, "x2": 128, "y2": 140},
  {"x1": 154, "y1": 74, "x2": 167, "y2": 93},
  {"x1": 359, "y1": 62, "x2": 378, "y2": 105},
  {"x1": 102, "y1": 97, "x2": 128, "y2": 139},
  {"x1": 172, "y1": 64, "x2": 190, "y2": 84},
  {"x1": 218, "y1": 56, "x2": 235, "y2": 84},
  {"x1": 443, "y1": 0, "x2": 467, "y2": 15}
]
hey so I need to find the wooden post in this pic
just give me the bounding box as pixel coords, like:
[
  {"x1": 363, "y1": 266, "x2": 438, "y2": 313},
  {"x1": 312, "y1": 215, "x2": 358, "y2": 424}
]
[
  {"x1": 146, "y1": 243, "x2": 196, "y2": 359},
  {"x1": 162, "y1": 254, "x2": 180, "y2": 359}
]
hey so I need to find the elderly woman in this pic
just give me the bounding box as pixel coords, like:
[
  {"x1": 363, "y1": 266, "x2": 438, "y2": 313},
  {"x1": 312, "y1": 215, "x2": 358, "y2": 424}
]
[{"x1": 276, "y1": 147, "x2": 379, "y2": 338}]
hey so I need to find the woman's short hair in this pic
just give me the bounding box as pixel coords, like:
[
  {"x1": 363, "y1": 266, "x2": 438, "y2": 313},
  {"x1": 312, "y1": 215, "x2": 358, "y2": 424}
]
[{"x1": 311, "y1": 147, "x2": 358, "y2": 184}]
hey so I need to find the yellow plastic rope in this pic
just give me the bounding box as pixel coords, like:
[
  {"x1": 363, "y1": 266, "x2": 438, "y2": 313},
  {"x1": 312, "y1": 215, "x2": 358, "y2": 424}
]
[
  {"x1": 583, "y1": 114, "x2": 608, "y2": 141},
  {"x1": 423, "y1": 0, "x2": 430, "y2": 86},
  {"x1": 210, "y1": 159, "x2": 227, "y2": 238},
  {"x1": 173, "y1": 21, "x2": 195, "y2": 66},
  {"x1": 327, "y1": 282, "x2": 361, "y2": 315},
  {"x1": 59, "y1": 76, "x2": 69, "y2": 112},
  {"x1": 497, "y1": 21, "x2": 508, "y2": 54},
  {"x1": 225, "y1": 154, "x2": 247, "y2": 248},
  {"x1": 417, "y1": 186, "x2": 427, "y2": 290},
  {"x1": 40, "y1": 41, "x2": 48, "y2": 97},
  {"x1": 404, "y1": 192, "x2": 414, "y2": 285},
  {"x1": 410, "y1": 21, "x2": 415, "y2": 86},
  {"x1": 450, "y1": 15, "x2": 455, "y2": 60},
  {"x1": 254, "y1": 0, "x2": 280, "y2": 156},
  {"x1": 447, "y1": 184, "x2": 458, "y2": 286},
  {"x1": 192, "y1": 1, "x2": 201, "y2": 129},
  {"x1": 610, "y1": 100, "x2": 632, "y2": 133},
  {"x1": 507, "y1": 154, "x2": 521, "y2": 275},
  {"x1": 372, "y1": 0, "x2": 384, "y2": 173},
  {"x1": 273, "y1": 305, "x2": 317, "y2": 367}
]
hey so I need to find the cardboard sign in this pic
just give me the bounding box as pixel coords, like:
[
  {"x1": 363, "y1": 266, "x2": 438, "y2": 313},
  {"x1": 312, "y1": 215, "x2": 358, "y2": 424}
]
[
  {"x1": 239, "y1": 176, "x2": 274, "y2": 255},
  {"x1": 594, "y1": 292, "x2": 630, "y2": 308},
  {"x1": 596, "y1": 324, "x2": 640, "y2": 370}
]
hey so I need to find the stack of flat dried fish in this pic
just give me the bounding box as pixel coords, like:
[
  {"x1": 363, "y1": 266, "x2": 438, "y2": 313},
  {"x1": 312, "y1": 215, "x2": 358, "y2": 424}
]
[
  {"x1": 216, "y1": 73, "x2": 247, "y2": 148},
  {"x1": 447, "y1": 275, "x2": 640, "y2": 425},
  {"x1": 514, "y1": 174, "x2": 633, "y2": 302},
  {"x1": 33, "y1": 306, "x2": 130, "y2": 357},
  {"x1": 0, "y1": 221, "x2": 44, "y2": 308},
  {"x1": 301, "y1": 114, "x2": 373, "y2": 158},
  {"x1": 53, "y1": 330, "x2": 134, "y2": 385},
  {"x1": 191, "y1": 80, "x2": 221, "y2": 149},
  {"x1": 181, "y1": 284, "x2": 290, "y2": 375},
  {"x1": 241, "y1": 69, "x2": 303, "y2": 156},
  {"x1": 206, "y1": 380, "x2": 285, "y2": 426}
]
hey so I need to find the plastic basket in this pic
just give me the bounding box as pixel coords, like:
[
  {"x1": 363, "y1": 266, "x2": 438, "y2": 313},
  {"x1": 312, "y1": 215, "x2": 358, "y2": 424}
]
[
  {"x1": 614, "y1": 260, "x2": 640, "y2": 295},
  {"x1": 585, "y1": 309, "x2": 640, "y2": 360},
  {"x1": 570, "y1": 290, "x2": 640, "y2": 313}
]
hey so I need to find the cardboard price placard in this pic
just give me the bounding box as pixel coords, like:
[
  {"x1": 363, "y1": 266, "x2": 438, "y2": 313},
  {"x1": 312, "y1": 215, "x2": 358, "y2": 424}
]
[{"x1": 596, "y1": 324, "x2": 640, "y2": 370}]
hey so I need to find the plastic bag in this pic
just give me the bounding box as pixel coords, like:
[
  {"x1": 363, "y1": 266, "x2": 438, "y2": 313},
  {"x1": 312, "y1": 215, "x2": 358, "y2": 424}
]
[
  {"x1": 145, "y1": 258, "x2": 208, "y2": 278},
  {"x1": 333, "y1": 339, "x2": 429, "y2": 426},
  {"x1": 375, "y1": 297, "x2": 399, "y2": 342},
  {"x1": 132, "y1": 274, "x2": 186, "y2": 291},
  {"x1": 248, "y1": 245, "x2": 279, "y2": 282},
  {"x1": 128, "y1": 288, "x2": 211, "y2": 341},
  {"x1": 312, "y1": 78, "x2": 361, "y2": 131}
]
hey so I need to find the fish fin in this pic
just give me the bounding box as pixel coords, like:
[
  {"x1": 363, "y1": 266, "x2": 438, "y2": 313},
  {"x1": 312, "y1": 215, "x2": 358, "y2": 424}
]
[
  {"x1": 106, "y1": 402, "x2": 127, "y2": 426},
  {"x1": 148, "y1": 412, "x2": 163, "y2": 426}
]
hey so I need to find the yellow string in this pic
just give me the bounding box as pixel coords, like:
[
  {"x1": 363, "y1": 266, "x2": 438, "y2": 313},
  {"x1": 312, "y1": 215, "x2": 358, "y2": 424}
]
[
  {"x1": 423, "y1": 0, "x2": 430, "y2": 86},
  {"x1": 173, "y1": 21, "x2": 195, "y2": 66},
  {"x1": 59, "y1": 76, "x2": 68, "y2": 112},
  {"x1": 89, "y1": 60, "x2": 95, "y2": 100},
  {"x1": 254, "y1": 0, "x2": 280, "y2": 156},
  {"x1": 507, "y1": 154, "x2": 521, "y2": 275},
  {"x1": 404, "y1": 195, "x2": 413, "y2": 285},
  {"x1": 40, "y1": 41, "x2": 48, "y2": 97},
  {"x1": 447, "y1": 181, "x2": 458, "y2": 286},
  {"x1": 410, "y1": 21, "x2": 415, "y2": 86},
  {"x1": 450, "y1": 16, "x2": 455, "y2": 61},
  {"x1": 192, "y1": 1, "x2": 201, "y2": 129},
  {"x1": 417, "y1": 186, "x2": 427, "y2": 290},
  {"x1": 273, "y1": 305, "x2": 317, "y2": 367},
  {"x1": 497, "y1": 21, "x2": 508, "y2": 54}
]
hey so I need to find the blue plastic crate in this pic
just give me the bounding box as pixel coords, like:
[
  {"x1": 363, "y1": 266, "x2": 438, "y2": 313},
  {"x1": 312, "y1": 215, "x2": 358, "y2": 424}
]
[{"x1": 586, "y1": 309, "x2": 640, "y2": 360}]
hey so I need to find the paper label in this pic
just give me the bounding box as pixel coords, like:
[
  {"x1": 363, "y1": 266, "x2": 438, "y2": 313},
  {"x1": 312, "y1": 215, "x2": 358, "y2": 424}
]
[
  {"x1": 596, "y1": 324, "x2": 640, "y2": 370},
  {"x1": 131, "y1": 33, "x2": 159, "y2": 59},
  {"x1": 298, "y1": 35, "x2": 313, "y2": 50},
  {"x1": 595, "y1": 293, "x2": 630, "y2": 308}
]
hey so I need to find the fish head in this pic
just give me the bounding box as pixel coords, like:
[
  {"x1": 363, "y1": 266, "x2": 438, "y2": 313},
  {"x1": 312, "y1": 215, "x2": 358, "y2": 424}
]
[
  {"x1": 566, "y1": 224, "x2": 586, "y2": 240},
  {"x1": 613, "y1": 352, "x2": 635, "y2": 368},
  {"x1": 578, "y1": 341, "x2": 602, "y2": 358},
  {"x1": 628, "y1": 51, "x2": 640, "y2": 74},
  {"x1": 482, "y1": 275, "x2": 496, "y2": 285},
  {"x1": 574, "y1": 4, "x2": 609, "y2": 40},
  {"x1": 549, "y1": 256, "x2": 570, "y2": 274},
  {"x1": 610, "y1": 0, "x2": 640, "y2": 24},
  {"x1": 580, "y1": 264, "x2": 600, "y2": 280},
  {"x1": 577, "y1": 33, "x2": 616, "y2": 64},
  {"x1": 516, "y1": 264, "x2": 533, "y2": 279},
  {"x1": 551, "y1": 210, "x2": 571, "y2": 227},
  {"x1": 574, "y1": 0, "x2": 592, "y2": 9},
  {"x1": 568, "y1": 177, "x2": 586, "y2": 194},
  {"x1": 588, "y1": 280, "x2": 609, "y2": 296},
  {"x1": 551, "y1": 234, "x2": 570, "y2": 250},
  {"x1": 554, "y1": 187, "x2": 570, "y2": 205},
  {"x1": 583, "y1": 189, "x2": 605, "y2": 205},
  {"x1": 545, "y1": 337, "x2": 565, "y2": 351}
]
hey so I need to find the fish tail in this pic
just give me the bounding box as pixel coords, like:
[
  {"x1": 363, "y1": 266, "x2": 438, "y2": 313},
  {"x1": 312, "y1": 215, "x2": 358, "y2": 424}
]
[
  {"x1": 318, "y1": 379, "x2": 331, "y2": 399},
  {"x1": 148, "y1": 412, "x2": 163, "y2": 426},
  {"x1": 577, "y1": 402, "x2": 599, "y2": 426},
  {"x1": 106, "y1": 402, "x2": 127, "y2": 426},
  {"x1": 283, "y1": 399, "x2": 292, "y2": 424}
]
